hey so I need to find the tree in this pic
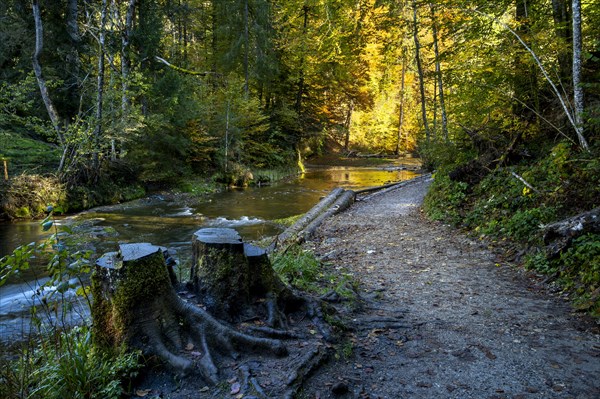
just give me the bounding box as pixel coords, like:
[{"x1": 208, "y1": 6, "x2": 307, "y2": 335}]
[
  {"x1": 412, "y1": 0, "x2": 429, "y2": 142},
  {"x1": 572, "y1": 0, "x2": 587, "y2": 150},
  {"x1": 31, "y1": 0, "x2": 68, "y2": 172},
  {"x1": 429, "y1": 2, "x2": 448, "y2": 140}
]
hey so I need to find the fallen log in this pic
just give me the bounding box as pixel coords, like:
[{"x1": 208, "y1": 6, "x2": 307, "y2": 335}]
[
  {"x1": 543, "y1": 207, "x2": 600, "y2": 257},
  {"x1": 92, "y1": 242, "x2": 287, "y2": 382},
  {"x1": 275, "y1": 188, "x2": 346, "y2": 247},
  {"x1": 354, "y1": 173, "x2": 432, "y2": 197},
  {"x1": 297, "y1": 189, "x2": 355, "y2": 242}
]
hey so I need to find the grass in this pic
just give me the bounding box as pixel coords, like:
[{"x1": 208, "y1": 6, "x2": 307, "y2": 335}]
[
  {"x1": 0, "y1": 130, "x2": 60, "y2": 176},
  {"x1": 270, "y1": 244, "x2": 359, "y2": 301}
]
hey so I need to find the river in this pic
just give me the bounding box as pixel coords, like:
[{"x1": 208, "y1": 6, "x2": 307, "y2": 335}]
[{"x1": 0, "y1": 160, "x2": 420, "y2": 342}]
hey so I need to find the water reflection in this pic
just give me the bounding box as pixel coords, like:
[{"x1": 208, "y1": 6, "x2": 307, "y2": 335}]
[{"x1": 1, "y1": 165, "x2": 418, "y2": 259}]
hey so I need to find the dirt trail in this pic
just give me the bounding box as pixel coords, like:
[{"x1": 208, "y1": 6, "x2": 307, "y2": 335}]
[{"x1": 301, "y1": 177, "x2": 600, "y2": 399}]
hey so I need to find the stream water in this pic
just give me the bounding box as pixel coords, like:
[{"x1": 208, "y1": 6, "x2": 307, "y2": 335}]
[{"x1": 0, "y1": 160, "x2": 420, "y2": 342}]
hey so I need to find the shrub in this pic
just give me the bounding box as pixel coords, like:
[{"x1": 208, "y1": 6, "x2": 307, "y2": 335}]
[
  {"x1": 423, "y1": 172, "x2": 468, "y2": 225},
  {"x1": 559, "y1": 234, "x2": 600, "y2": 316}
]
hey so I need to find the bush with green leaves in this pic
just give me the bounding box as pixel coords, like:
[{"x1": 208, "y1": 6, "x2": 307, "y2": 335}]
[
  {"x1": 0, "y1": 326, "x2": 140, "y2": 399},
  {"x1": 558, "y1": 234, "x2": 600, "y2": 316},
  {"x1": 423, "y1": 171, "x2": 468, "y2": 225}
]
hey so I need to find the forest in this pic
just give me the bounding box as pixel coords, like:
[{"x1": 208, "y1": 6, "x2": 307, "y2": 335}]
[
  {"x1": 0, "y1": 0, "x2": 599, "y2": 397},
  {"x1": 0, "y1": 0, "x2": 598, "y2": 209}
]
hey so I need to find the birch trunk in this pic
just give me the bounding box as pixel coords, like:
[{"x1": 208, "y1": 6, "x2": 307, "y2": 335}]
[
  {"x1": 31, "y1": 0, "x2": 67, "y2": 172},
  {"x1": 572, "y1": 0, "x2": 588, "y2": 151}
]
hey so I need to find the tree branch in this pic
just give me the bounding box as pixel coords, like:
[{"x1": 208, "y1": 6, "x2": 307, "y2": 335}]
[{"x1": 154, "y1": 56, "x2": 221, "y2": 77}]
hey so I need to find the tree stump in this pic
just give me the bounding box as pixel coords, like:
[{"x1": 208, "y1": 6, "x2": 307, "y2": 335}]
[
  {"x1": 190, "y1": 228, "x2": 303, "y2": 327},
  {"x1": 190, "y1": 228, "x2": 249, "y2": 318},
  {"x1": 91, "y1": 242, "x2": 286, "y2": 382},
  {"x1": 190, "y1": 227, "x2": 336, "y2": 340}
]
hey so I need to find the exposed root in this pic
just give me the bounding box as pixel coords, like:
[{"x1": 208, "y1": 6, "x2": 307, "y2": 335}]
[
  {"x1": 284, "y1": 346, "x2": 330, "y2": 399},
  {"x1": 127, "y1": 289, "x2": 287, "y2": 382}
]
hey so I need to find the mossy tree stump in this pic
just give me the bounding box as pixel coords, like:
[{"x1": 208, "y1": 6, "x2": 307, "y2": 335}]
[
  {"x1": 190, "y1": 228, "x2": 300, "y2": 327},
  {"x1": 190, "y1": 228, "x2": 333, "y2": 337},
  {"x1": 91, "y1": 242, "x2": 286, "y2": 382}
]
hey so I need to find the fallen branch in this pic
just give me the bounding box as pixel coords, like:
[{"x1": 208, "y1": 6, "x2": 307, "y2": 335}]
[
  {"x1": 510, "y1": 171, "x2": 540, "y2": 194},
  {"x1": 154, "y1": 56, "x2": 222, "y2": 78}
]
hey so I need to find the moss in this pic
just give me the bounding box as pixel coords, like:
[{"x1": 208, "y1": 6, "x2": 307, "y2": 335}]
[
  {"x1": 273, "y1": 213, "x2": 303, "y2": 227},
  {"x1": 92, "y1": 250, "x2": 172, "y2": 350}
]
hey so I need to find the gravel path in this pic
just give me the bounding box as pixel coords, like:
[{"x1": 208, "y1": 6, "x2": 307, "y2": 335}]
[{"x1": 301, "y1": 176, "x2": 600, "y2": 399}]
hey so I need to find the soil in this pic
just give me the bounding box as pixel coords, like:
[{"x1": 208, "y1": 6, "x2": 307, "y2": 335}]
[{"x1": 132, "y1": 177, "x2": 600, "y2": 399}]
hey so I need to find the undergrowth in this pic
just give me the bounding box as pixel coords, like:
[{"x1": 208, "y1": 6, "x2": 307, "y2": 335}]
[
  {"x1": 271, "y1": 245, "x2": 358, "y2": 300},
  {"x1": 424, "y1": 140, "x2": 600, "y2": 317},
  {"x1": 0, "y1": 208, "x2": 141, "y2": 398}
]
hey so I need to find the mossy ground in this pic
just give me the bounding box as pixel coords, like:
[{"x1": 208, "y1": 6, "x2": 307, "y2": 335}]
[{"x1": 0, "y1": 130, "x2": 61, "y2": 176}]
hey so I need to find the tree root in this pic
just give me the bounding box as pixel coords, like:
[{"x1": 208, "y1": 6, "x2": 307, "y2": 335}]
[
  {"x1": 130, "y1": 289, "x2": 287, "y2": 383},
  {"x1": 283, "y1": 346, "x2": 330, "y2": 399}
]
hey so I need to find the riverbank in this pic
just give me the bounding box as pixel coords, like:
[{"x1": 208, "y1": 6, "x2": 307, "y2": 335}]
[{"x1": 298, "y1": 176, "x2": 600, "y2": 398}]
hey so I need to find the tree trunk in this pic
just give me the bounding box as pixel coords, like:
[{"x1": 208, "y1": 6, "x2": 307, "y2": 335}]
[
  {"x1": 121, "y1": 0, "x2": 136, "y2": 114},
  {"x1": 295, "y1": 5, "x2": 309, "y2": 113},
  {"x1": 572, "y1": 0, "x2": 588, "y2": 151},
  {"x1": 513, "y1": 0, "x2": 539, "y2": 123},
  {"x1": 430, "y1": 2, "x2": 448, "y2": 141},
  {"x1": 412, "y1": 0, "x2": 429, "y2": 142},
  {"x1": 552, "y1": 0, "x2": 572, "y2": 83},
  {"x1": 93, "y1": 0, "x2": 108, "y2": 173},
  {"x1": 92, "y1": 242, "x2": 287, "y2": 382},
  {"x1": 31, "y1": 0, "x2": 67, "y2": 172},
  {"x1": 243, "y1": 0, "x2": 250, "y2": 97},
  {"x1": 343, "y1": 101, "x2": 354, "y2": 151},
  {"x1": 395, "y1": 50, "x2": 407, "y2": 155}
]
